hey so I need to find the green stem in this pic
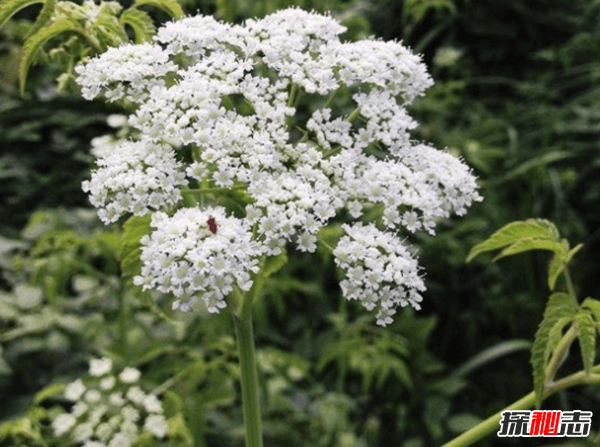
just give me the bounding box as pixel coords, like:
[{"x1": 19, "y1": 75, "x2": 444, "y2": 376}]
[
  {"x1": 233, "y1": 311, "x2": 264, "y2": 447},
  {"x1": 563, "y1": 266, "x2": 578, "y2": 306},
  {"x1": 347, "y1": 106, "x2": 361, "y2": 122},
  {"x1": 441, "y1": 365, "x2": 600, "y2": 447}
]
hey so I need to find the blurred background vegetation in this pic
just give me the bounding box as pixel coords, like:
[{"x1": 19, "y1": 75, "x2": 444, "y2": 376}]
[{"x1": 1, "y1": 0, "x2": 600, "y2": 446}]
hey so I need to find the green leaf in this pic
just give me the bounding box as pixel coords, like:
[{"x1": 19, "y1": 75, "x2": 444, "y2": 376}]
[
  {"x1": 547, "y1": 253, "x2": 565, "y2": 290},
  {"x1": 19, "y1": 19, "x2": 82, "y2": 95},
  {"x1": 119, "y1": 8, "x2": 155, "y2": 43},
  {"x1": 531, "y1": 292, "x2": 577, "y2": 408},
  {"x1": 0, "y1": 0, "x2": 44, "y2": 31},
  {"x1": 467, "y1": 219, "x2": 561, "y2": 262},
  {"x1": 120, "y1": 215, "x2": 152, "y2": 281},
  {"x1": 134, "y1": 0, "x2": 184, "y2": 19},
  {"x1": 545, "y1": 316, "x2": 573, "y2": 362},
  {"x1": 94, "y1": 13, "x2": 128, "y2": 48},
  {"x1": 581, "y1": 297, "x2": 600, "y2": 328},
  {"x1": 27, "y1": 0, "x2": 56, "y2": 37},
  {"x1": 33, "y1": 382, "x2": 65, "y2": 403},
  {"x1": 575, "y1": 311, "x2": 596, "y2": 372},
  {"x1": 493, "y1": 238, "x2": 566, "y2": 261},
  {"x1": 451, "y1": 339, "x2": 532, "y2": 378},
  {"x1": 527, "y1": 219, "x2": 560, "y2": 240}
]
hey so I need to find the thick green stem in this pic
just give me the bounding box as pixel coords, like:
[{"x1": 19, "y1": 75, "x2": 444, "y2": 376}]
[
  {"x1": 233, "y1": 312, "x2": 263, "y2": 447},
  {"x1": 441, "y1": 365, "x2": 600, "y2": 447}
]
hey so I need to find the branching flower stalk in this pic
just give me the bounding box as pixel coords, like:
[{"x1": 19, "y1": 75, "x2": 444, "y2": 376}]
[{"x1": 76, "y1": 8, "x2": 482, "y2": 446}]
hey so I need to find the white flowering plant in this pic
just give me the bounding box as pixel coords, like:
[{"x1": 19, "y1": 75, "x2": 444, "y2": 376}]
[
  {"x1": 76, "y1": 8, "x2": 481, "y2": 327},
  {"x1": 49, "y1": 358, "x2": 170, "y2": 447},
  {"x1": 0, "y1": 356, "x2": 193, "y2": 447},
  {"x1": 73, "y1": 7, "x2": 482, "y2": 447}
]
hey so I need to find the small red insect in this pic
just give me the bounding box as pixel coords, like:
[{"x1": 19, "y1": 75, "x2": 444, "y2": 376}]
[{"x1": 207, "y1": 216, "x2": 219, "y2": 235}]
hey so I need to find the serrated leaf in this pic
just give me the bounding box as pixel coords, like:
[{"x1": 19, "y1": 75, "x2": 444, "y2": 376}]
[
  {"x1": 94, "y1": 13, "x2": 128, "y2": 48},
  {"x1": 581, "y1": 297, "x2": 600, "y2": 328},
  {"x1": 120, "y1": 8, "x2": 155, "y2": 43},
  {"x1": 527, "y1": 219, "x2": 560, "y2": 240},
  {"x1": 27, "y1": 0, "x2": 56, "y2": 37},
  {"x1": 575, "y1": 311, "x2": 596, "y2": 372},
  {"x1": 547, "y1": 253, "x2": 565, "y2": 290},
  {"x1": 545, "y1": 316, "x2": 573, "y2": 362},
  {"x1": 467, "y1": 220, "x2": 561, "y2": 262},
  {"x1": 120, "y1": 215, "x2": 152, "y2": 281},
  {"x1": 134, "y1": 0, "x2": 184, "y2": 19},
  {"x1": 19, "y1": 19, "x2": 82, "y2": 95},
  {"x1": 0, "y1": 0, "x2": 44, "y2": 31},
  {"x1": 493, "y1": 238, "x2": 567, "y2": 261},
  {"x1": 33, "y1": 382, "x2": 65, "y2": 403},
  {"x1": 531, "y1": 292, "x2": 577, "y2": 408}
]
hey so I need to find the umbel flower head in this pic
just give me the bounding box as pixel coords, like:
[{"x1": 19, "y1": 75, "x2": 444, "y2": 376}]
[
  {"x1": 52, "y1": 358, "x2": 168, "y2": 447},
  {"x1": 77, "y1": 8, "x2": 481, "y2": 325}
]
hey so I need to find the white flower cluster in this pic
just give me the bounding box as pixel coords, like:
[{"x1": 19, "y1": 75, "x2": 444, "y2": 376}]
[
  {"x1": 133, "y1": 207, "x2": 261, "y2": 313},
  {"x1": 77, "y1": 8, "x2": 481, "y2": 324},
  {"x1": 82, "y1": 140, "x2": 188, "y2": 224},
  {"x1": 333, "y1": 223, "x2": 425, "y2": 326},
  {"x1": 52, "y1": 358, "x2": 168, "y2": 447}
]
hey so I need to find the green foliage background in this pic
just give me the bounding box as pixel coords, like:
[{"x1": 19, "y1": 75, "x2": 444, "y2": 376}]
[{"x1": 1, "y1": 0, "x2": 600, "y2": 446}]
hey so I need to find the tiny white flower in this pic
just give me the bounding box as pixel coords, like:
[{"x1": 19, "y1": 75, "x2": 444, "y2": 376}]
[
  {"x1": 73, "y1": 421, "x2": 94, "y2": 442},
  {"x1": 52, "y1": 413, "x2": 76, "y2": 436},
  {"x1": 108, "y1": 432, "x2": 132, "y2": 447},
  {"x1": 84, "y1": 389, "x2": 102, "y2": 403},
  {"x1": 121, "y1": 405, "x2": 140, "y2": 422},
  {"x1": 109, "y1": 391, "x2": 125, "y2": 407},
  {"x1": 144, "y1": 414, "x2": 169, "y2": 439},
  {"x1": 125, "y1": 385, "x2": 146, "y2": 404},
  {"x1": 83, "y1": 441, "x2": 108, "y2": 447},
  {"x1": 100, "y1": 376, "x2": 116, "y2": 390},
  {"x1": 143, "y1": 394, "x2": 163, "y2": 413},
  {"x1": 89, "y1": 358, "x2": 113, "y2": 376},
  {"x1": 119, "y1": 367, "x2": 141, "y2": 383},
  {"x1": 65, "y1": 379, "x2": 86, "y2": 401}
]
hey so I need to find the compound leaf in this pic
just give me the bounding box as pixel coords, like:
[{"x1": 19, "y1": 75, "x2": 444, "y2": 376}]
[
  {"x1": 576, "y1": 311, "x2": 596, "y2": 372},
  {"x1": 20, "y1": 19, "x2": 81, "y2": 95},
  {"x1": 531, "y1": 292, "x2": 577, "y2": 408}
]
